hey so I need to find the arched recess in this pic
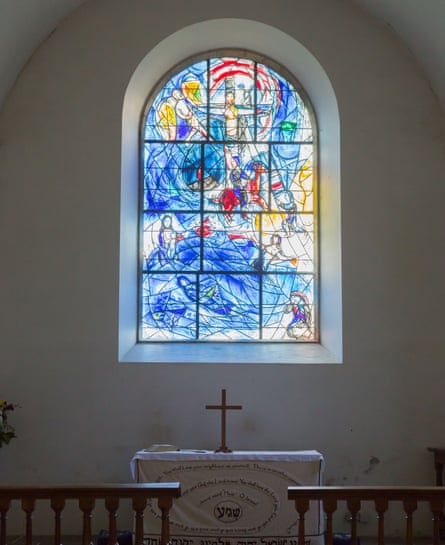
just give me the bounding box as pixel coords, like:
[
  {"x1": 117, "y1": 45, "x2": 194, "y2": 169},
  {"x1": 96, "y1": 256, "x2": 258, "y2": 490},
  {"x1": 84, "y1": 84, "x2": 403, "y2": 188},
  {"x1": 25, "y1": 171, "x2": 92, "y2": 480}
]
[{"x1": 119, "y1": 18, "x2": 342, "y2": 364}]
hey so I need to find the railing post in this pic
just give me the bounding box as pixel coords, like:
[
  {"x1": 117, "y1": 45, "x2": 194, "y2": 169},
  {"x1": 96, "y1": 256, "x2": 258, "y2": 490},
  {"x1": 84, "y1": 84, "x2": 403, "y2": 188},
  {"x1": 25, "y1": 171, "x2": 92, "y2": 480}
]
[
  {"x1": 346, "y1": 497, "x2": 360, "y2": 545},
  {"x1": 295, "y1": 497, "x2": 309, "y2": 545},
  {"x1": 79, "y1": 496, "x2": 95, "y2": 545},
  {"x1": 132, "y1": 495, "x2": 147, "y2": 545},
  {"x1": 431, "y1": 497, "x2": 444, "y2": 545},
  {"x1": 375, "y1": 497, "x2": 388, "y2": 545},
  {"x1": 21, "y1": 497, "x2": 35, "y2": 545},
  {"x1": 403, "y1": 498, "x2": 417, "y2": 545},
  {"x1": 51, "y1": 496, "x2": 65, "y2": 545},
  {"x1": 158, "y1": 495, "x2": 174, "y2": 545},
  {"x1": 105, "y1": 496, "x2": 119, "y2": 545},
  {"x1": 323, "y1": 497, "x2": 337, "y2": 545},
  {"x1": 0, "y1": 498, "x2": 10, "y2": 545}
]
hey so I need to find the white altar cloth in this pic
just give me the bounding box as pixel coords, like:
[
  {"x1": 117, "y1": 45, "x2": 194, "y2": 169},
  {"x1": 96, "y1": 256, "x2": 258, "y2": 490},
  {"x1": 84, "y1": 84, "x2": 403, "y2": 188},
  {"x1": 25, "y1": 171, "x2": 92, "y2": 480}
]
[{"x1": 131, "y1": 450, "x2": 324, "y2": 545}]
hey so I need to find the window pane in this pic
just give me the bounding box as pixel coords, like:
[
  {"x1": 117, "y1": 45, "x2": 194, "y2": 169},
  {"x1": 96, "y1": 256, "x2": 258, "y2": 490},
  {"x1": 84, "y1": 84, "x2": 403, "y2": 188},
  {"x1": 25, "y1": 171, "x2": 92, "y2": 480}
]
[{"x1": 139, "y1": 53, "x2": 318, "y2": 342}]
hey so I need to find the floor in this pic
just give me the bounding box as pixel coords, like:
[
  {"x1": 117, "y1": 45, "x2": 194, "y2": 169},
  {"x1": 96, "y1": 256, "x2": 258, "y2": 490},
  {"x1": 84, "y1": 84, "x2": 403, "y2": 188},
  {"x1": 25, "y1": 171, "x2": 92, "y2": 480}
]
[{"x1": 4, "y1": 537, "x2": 437, "y2": 545}]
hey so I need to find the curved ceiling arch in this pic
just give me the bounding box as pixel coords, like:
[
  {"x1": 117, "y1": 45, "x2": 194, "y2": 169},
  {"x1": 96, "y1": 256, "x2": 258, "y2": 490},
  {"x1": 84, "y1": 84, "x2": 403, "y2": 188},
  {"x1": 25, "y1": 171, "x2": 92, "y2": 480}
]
[{"x1": 0, "y1": 0, "x2": 444, "y2": 112}]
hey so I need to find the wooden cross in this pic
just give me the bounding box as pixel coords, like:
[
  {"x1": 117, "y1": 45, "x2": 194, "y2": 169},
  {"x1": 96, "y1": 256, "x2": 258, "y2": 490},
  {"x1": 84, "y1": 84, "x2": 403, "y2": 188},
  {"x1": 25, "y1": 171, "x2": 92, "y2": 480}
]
[{"x1": 205, "y1": 389, "x2": 242, "y2": 453}]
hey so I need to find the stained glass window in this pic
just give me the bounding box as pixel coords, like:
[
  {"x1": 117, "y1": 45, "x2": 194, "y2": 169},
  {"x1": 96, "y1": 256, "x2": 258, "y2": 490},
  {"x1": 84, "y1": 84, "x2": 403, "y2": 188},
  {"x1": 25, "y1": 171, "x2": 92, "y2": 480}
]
[{"x1": 139, "y1": 52, "x2": 318, "y2": 342}]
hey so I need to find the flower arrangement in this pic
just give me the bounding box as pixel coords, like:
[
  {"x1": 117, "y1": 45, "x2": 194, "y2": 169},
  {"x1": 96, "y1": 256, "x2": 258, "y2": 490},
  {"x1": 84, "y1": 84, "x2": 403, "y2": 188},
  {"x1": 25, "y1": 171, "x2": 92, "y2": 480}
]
[{"x1": 0, "y1": 400, "x2": 19, "y2": 447}]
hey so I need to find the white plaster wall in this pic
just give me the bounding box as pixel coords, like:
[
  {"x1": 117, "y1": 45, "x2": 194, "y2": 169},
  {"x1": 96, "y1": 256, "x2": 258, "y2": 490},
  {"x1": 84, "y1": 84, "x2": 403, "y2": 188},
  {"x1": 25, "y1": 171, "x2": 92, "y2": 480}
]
[{"x1": 1, "y1": 0, "x2": 445, "y2": 535}]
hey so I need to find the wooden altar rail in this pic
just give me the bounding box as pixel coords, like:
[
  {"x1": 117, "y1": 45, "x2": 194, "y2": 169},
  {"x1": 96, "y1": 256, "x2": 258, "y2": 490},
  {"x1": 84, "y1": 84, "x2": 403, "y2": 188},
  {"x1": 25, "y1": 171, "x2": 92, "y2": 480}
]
[
  {"x1": 0, "y1": 483, "x2": 181, "y2": 545},
  {"x1": 288, "y1": 486, "x2": 445, "y2": 545}
]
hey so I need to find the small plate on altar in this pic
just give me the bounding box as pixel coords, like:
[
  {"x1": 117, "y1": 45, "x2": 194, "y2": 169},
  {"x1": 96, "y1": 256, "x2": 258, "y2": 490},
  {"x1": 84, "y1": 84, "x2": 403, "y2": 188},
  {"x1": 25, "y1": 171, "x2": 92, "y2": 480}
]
[{"x1": 144, "y1": 444, "x2": 179, "y2": 452}]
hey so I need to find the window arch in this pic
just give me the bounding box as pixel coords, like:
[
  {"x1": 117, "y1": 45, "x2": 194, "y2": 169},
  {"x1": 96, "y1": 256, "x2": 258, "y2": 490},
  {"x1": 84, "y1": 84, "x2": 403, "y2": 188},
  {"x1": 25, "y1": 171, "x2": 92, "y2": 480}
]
[
  {"x1": 139, "y1": 51, "x2": 318, "y2": 343},
  {"x1": 119, "y1": 18, "x2": 341, "y2": 363}
]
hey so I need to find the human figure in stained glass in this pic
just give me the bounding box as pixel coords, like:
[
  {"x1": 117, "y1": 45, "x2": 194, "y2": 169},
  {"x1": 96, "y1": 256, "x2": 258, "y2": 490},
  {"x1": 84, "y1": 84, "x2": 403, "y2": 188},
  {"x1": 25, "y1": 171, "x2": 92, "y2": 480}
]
[
  {"x1": 221, "y1": 144, "x2": 248, "y2": 220},
  {"x1": 175, "y1": 88, "x2": 207, "y2": 141},
  {"x1": 244, "y1": 161, "x2": 268, "y2": 211},
  {"x1": 284, "y1": 291, "x2": 312, "y2": 339},
  {"x1": 275, "y1": 190, "x2": 299, "y2": 234},
  {"x1": 159, "y1": 215, "x2": 179, "y2": 262},
  {"x1": 224, "y1": 91, "x2": 239, "y2": 140},
  {"x1": 263, "y1": 234, "x2": 297, "y2": 270},
  {"x1": 158, "y1": 84, "x2": 206, "y2": 141},
  {"x1": 211, "y1": 188, "x2": 243, "y2": 223},
  {"x1": 224, "y1": 89, "x2": 253, "y2": 149}
]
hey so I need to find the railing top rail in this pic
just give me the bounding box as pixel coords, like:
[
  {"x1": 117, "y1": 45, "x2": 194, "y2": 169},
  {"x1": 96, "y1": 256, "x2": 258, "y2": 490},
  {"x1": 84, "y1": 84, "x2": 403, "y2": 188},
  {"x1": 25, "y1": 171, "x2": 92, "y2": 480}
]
[
  {"x1": 288, "y1": 486, "x2": 445, "y2": 501},
  {"x1": 0, "y1": 483, "x2": 181, "y2": 499}
]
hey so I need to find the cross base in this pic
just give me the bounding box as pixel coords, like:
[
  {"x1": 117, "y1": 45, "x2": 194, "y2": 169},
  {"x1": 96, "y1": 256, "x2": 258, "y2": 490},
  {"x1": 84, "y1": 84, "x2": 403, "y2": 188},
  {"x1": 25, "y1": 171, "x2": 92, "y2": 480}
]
[{"x1": 215, "y1": 446, "x2": 232, "y2": 453}]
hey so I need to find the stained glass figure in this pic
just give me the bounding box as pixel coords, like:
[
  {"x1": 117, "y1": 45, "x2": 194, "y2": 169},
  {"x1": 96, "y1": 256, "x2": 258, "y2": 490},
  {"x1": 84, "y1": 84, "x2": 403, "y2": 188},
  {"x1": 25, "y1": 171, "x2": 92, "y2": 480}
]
[{"x1": 139, "y1": 53, "x2": 318, "y2": 342}]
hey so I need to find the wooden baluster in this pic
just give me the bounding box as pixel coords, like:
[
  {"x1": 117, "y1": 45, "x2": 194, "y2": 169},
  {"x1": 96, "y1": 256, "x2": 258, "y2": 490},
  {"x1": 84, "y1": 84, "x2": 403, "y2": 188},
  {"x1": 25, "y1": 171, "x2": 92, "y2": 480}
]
[
  {"x1": 0, "y1": 498, "x2": 11, "y2": 545},
  {"x1": 21, "y1": 497, "x2": 35, "y2": 545},
  {"x1": 323, "y1": 498, "x2": 337, "y2": 545},
  {"x1": 105, "y1": 496, "x2": 119, "y2": 545},
  {"x1": 346, "y1": 498, "x2": 361, "y2": 545},
  {"x1": 79, "y1": 496, "x2": 95, "y2": 545},
  {"x1": 431, "y1": 497, "x2": 444, "y2": 545},
  {"x1": 132, "y1": 496, "x2": 147, "y2": 545},
  {"x1": 294, "y1": 497, "x2": 310, "y2": 545},
  {"x1": 375, "y1": 498, "x2": 388, "y2": 545},
  {"x1": 403, "y1": 499, "x2": 417, "y2": 545},
  {"x1": 157, "y1": 495, "x2": 174, "y2": 545},
  {"x1": 51, "y1": 497, "x2": 65, "y2": 545}
]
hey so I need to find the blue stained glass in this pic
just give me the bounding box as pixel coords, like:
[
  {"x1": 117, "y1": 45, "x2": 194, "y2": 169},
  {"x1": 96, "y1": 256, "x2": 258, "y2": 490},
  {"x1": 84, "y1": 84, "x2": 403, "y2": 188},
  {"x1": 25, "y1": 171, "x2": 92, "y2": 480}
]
[
  {"x1": 139, "y1": 53, "x2": 318, "y2": 342},
  {"x1": 262, "y1": 274, "x2": 315, "y2": 340},
  {"x1": 202, "y1": 213, "x2": 260, "y2": 272},
  {"x1": 142, "y1": 212, "x2": 201, "y2": 272},
  {"x1": 141, "y1": 273, "x2": 197, "y2": 340},
  {"x1": 198, "y1": 273, "x2": 260, "y2": 340},
  {"x1": 257, "y1": 63, "x2": 312, "y2": 143}
]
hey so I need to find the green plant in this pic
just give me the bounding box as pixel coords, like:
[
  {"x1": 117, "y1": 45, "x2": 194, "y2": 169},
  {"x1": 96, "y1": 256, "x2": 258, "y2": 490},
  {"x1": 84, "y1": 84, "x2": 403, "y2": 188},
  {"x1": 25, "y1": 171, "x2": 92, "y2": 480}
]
[{"x1": 0, "y1": 400, "x2": 19, "y2": 447}]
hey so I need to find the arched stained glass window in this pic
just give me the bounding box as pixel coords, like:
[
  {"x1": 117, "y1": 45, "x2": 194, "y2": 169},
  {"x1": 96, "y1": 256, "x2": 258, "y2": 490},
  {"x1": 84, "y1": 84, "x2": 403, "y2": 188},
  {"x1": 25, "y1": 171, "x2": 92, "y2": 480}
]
[{"x1": 139, "y1": 51, "x2": 318, "y2": 343}]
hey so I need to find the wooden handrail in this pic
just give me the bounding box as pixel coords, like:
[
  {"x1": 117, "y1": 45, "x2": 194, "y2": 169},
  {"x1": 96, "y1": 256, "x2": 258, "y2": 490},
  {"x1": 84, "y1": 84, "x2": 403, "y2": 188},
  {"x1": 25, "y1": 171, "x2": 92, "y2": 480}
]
[
  {"x1": 288, "y1": 486, "x2": 445, "y2": 545},
  {"x1": 0, "y1": 483, "x2": 181, "y2": 545}
]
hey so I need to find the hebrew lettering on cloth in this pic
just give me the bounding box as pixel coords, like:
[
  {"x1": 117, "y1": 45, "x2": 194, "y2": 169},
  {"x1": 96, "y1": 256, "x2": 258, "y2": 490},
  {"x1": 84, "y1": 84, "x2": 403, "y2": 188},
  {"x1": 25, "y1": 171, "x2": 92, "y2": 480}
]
[{"x1": 131, "y1": 450, "x2": 324, "y2": 545}]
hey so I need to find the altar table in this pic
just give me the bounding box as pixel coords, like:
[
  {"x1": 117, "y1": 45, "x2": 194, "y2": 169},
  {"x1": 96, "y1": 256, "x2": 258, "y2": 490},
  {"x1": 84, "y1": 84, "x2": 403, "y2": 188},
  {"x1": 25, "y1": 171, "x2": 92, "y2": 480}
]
[{"x1": 130, "y1": 450, "x2": 324, "y2": 545}]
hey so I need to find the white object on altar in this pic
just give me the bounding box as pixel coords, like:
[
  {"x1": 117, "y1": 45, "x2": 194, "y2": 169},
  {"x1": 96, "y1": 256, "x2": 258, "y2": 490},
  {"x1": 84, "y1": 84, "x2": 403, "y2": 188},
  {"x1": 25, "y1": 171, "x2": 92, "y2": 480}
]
[{"x1": 131, "y1": 449, "x2": 324, "y2": 545}]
